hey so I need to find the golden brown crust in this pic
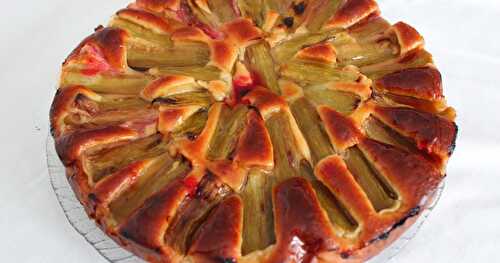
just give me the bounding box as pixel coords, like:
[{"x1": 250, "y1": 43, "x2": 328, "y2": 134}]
[
  {"x1": 382, "y1": 93, "x2": 448, "y2": 114},
  {"x1": 50, "y1": 86, "x2": 101, "y2": 137},
  {"x1": 206, "y1": 160, "x2": 247, "y2": 190},
  {"x1": 209, "y1": 40, "x2": 239, "y2": 71},
  {"x1": 55, "y1": 126, "x2": 138, "y2": 165},
  {"x1": 90, "y1": 160, "x2": 150, "y2": 214},
  {"x1": 360, "y1": 48, "x2": 434, "y2": 78},
  {"x1": 328, "y1": 81, "x2": 372, "y2": 100},
  {"x1": 223, "y1": 18, "x2": 262, "y2": 46},
  {"x1": 375, "y1": 66, "x2": 443, "y2": 101},
  {"x1": 116, "y1": 8, "x2": 179, "y2": 34},
  {"x1": 358, "y1": 138, "x2": 442, "y2": 203},
  {"x1": 372, "y1": 106, "x2": 457, "y2": 160},
  {"x1": 158, "y1": 105, "x2": 201, "y2": 134},
  {"x1": 207, "y1": 80, "x2": 230, "y2": 101},
  {"x1": 314, "y1": 140, "x2": 443, "y2": 259},
  {"x1": 296, "y1": 43, "x2": 337, "y2": 64},
  {"x1": 243, "y1": 88, "x2": 287, "y2": 119},
  {"x1": 136, "y1": 0, "x2": 181, "y2": 12},
  {"x1": 316, "y1": 156, "x2": 375, "y2": 221},
  {"x1": 170, "y1": 19, "x2": 261, "y2": 72},
  {"x1": 317, "y1": 193, "x2": 436, "y2": 262},
  {"x1": 268, "y1": 177, "x2": 338, "y2": 263},
  {"x1": 234, "y1": 110, "x2": 274, "y2": 169},
  {"x1": 188, "y1": 195, "x2": 243, "y2": 262},
  {"x1": 388, "y1": 22, "x2": 424, "y2": 56},
  {"x1": 210, "y1": 19, "x2": 262, "y2": 72},
  {"x1": 327, "y1": 0, "x2": 380, "y2": 29},
  {"x1": 347, "y1": 13, "x2": 390, "y2": 35},
  {"x1": 318, "y1": 106, "x2": 362, "y2": 151},
  {"x1": 64, "y1": 27, "x2": 129, "y2": 73},
  {"x1": 279, "y1": 79, "x2": 304, "y2": 102},
  {"x1": 119, "y1": 179, "x2": 188, "y2": 250},
  {"x1": 171, "y1": 26, "x2": 211, "y2": 42}
]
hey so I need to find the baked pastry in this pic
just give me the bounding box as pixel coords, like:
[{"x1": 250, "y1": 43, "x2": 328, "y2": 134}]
[{"x1": 50, "y1": 0, "x2": 457, "y2": 262}]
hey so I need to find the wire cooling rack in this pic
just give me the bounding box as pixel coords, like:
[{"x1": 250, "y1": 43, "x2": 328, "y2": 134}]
[{"x1": 46, "y1": 135, "x2": 444, "y2": 263}]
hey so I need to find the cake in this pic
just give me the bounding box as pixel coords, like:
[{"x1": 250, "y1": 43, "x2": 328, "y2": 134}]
[{"x1": 50, "y1": 0, "x2": 457, "y2": 262}]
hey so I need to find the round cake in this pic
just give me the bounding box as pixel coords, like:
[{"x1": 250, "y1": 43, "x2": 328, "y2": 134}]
[{"x1": 50, "y1": 0, "x2": 457, "y2": 262}]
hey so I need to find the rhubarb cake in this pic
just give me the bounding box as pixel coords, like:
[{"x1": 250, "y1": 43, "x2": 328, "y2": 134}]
[{"x1": 50, "y1": 0, "x2": 457, "y2": 262}]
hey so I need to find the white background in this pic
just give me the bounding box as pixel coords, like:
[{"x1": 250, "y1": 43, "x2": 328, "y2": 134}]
[{"x1": 0, "y1": 0, "x2": 499, "y2": 262}]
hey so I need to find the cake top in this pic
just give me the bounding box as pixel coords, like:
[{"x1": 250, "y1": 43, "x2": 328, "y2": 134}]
[{"x1": 50, "y1": 0, "x2": 457, "y2": 262}]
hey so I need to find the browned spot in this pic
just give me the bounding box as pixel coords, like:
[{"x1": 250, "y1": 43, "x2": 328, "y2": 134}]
[
  {"x1": 55, "y1": 126, "x2": 137, "y2": 165},
  {"x1": 328, "y1": 0, "x2": 379, "y2": 28},
  {"x1": 120, "y1": 113, "x2": 159, "y2": 138},
  {"x1": 136, "y1": 0, "x2": 181, "y2": 12},
  {"x1": 158, "y1": 108, "x2": 185, "y2": 134},
  {"x1": 210, "y1": 40, "x2": 238, "y2": 71},
  {"x1": 373, "y1": 106, "x2": 457, "y2": 159},
  {"x1": 235, "y1": 110, "x2": 274, "y2": 168},
  {"x1": 269, "y1": 177, "x2": 338, "y2": 262},
  {"x1": 243, "y1": 88, "x2": 287, "y2": 118},
  {"x1": 50, "y1": 86, "x2": 99, "y2": 136},
  {"x1": 279, "y1": 80, "x2": 303, "y2": 101},
  {"x1": 223, "y1": 18, "x2": 262, "y2": 46},
  {"x1": 397, "y1": 49, "x2": 420, "y2": 64},
  {"x1": 90, "y1": 160, "x2": 149, "y2": 212},
  {"x1": 359, "y1": 138, "x2": 442, "y2": 203},
  {"x1": 328, "y1": 81, "x2": 372, "y2": 100},
  {"x1": 206, "y1": 160, "x2": 247, "y2": 190},
  {"x1": 171, "y1": 26, "x2": 210, "y2": 42},
  {"x1": 296, "y1": 43, "x2": 337, "y2": 64},
  {"x1": 66, "y1": 27, "x2": 128, "y2": 71},
  {"x1": 188, "y1": 195, "x2": 243, "y2": 262},
  {"x1": 348, "y1": 12, "x2": 388, "y2": 34},
  {"x1": 117, "y1": 8, "x2": 179, "y2": 33},
  {"x1": 318, "y1": 106, "x2": 362, "y2": 151},
  {"x1": 119, "y1": 179, "x2": 188, "y2": 250},
  {"x1": 315, "y1": 156, "x2": 375, "y2": 219},
  {"x1": 165, "y1": 173, "x2": 232, "y2": 253},
  {"x1": 158, "y1": 106, "x2": 200, "y2": 135},
  {"x1": 91, "y1": 28, "x2": 129, "y2": 69},
  {"x1": 50, "y1": 86, "x2": 88, "y2": 120},
  {"x1": 383, "y1": 93, "x2": 447, "y2": 114},
  {"x1": 376, "y1": 67, "x2": 442, "y2": 101},
  {"x1": 390, "y1": 22, "x2": 424, "y2": 55},
  {"x1": 208, "y1": 80, "x2": 230, "y2": 101}
]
